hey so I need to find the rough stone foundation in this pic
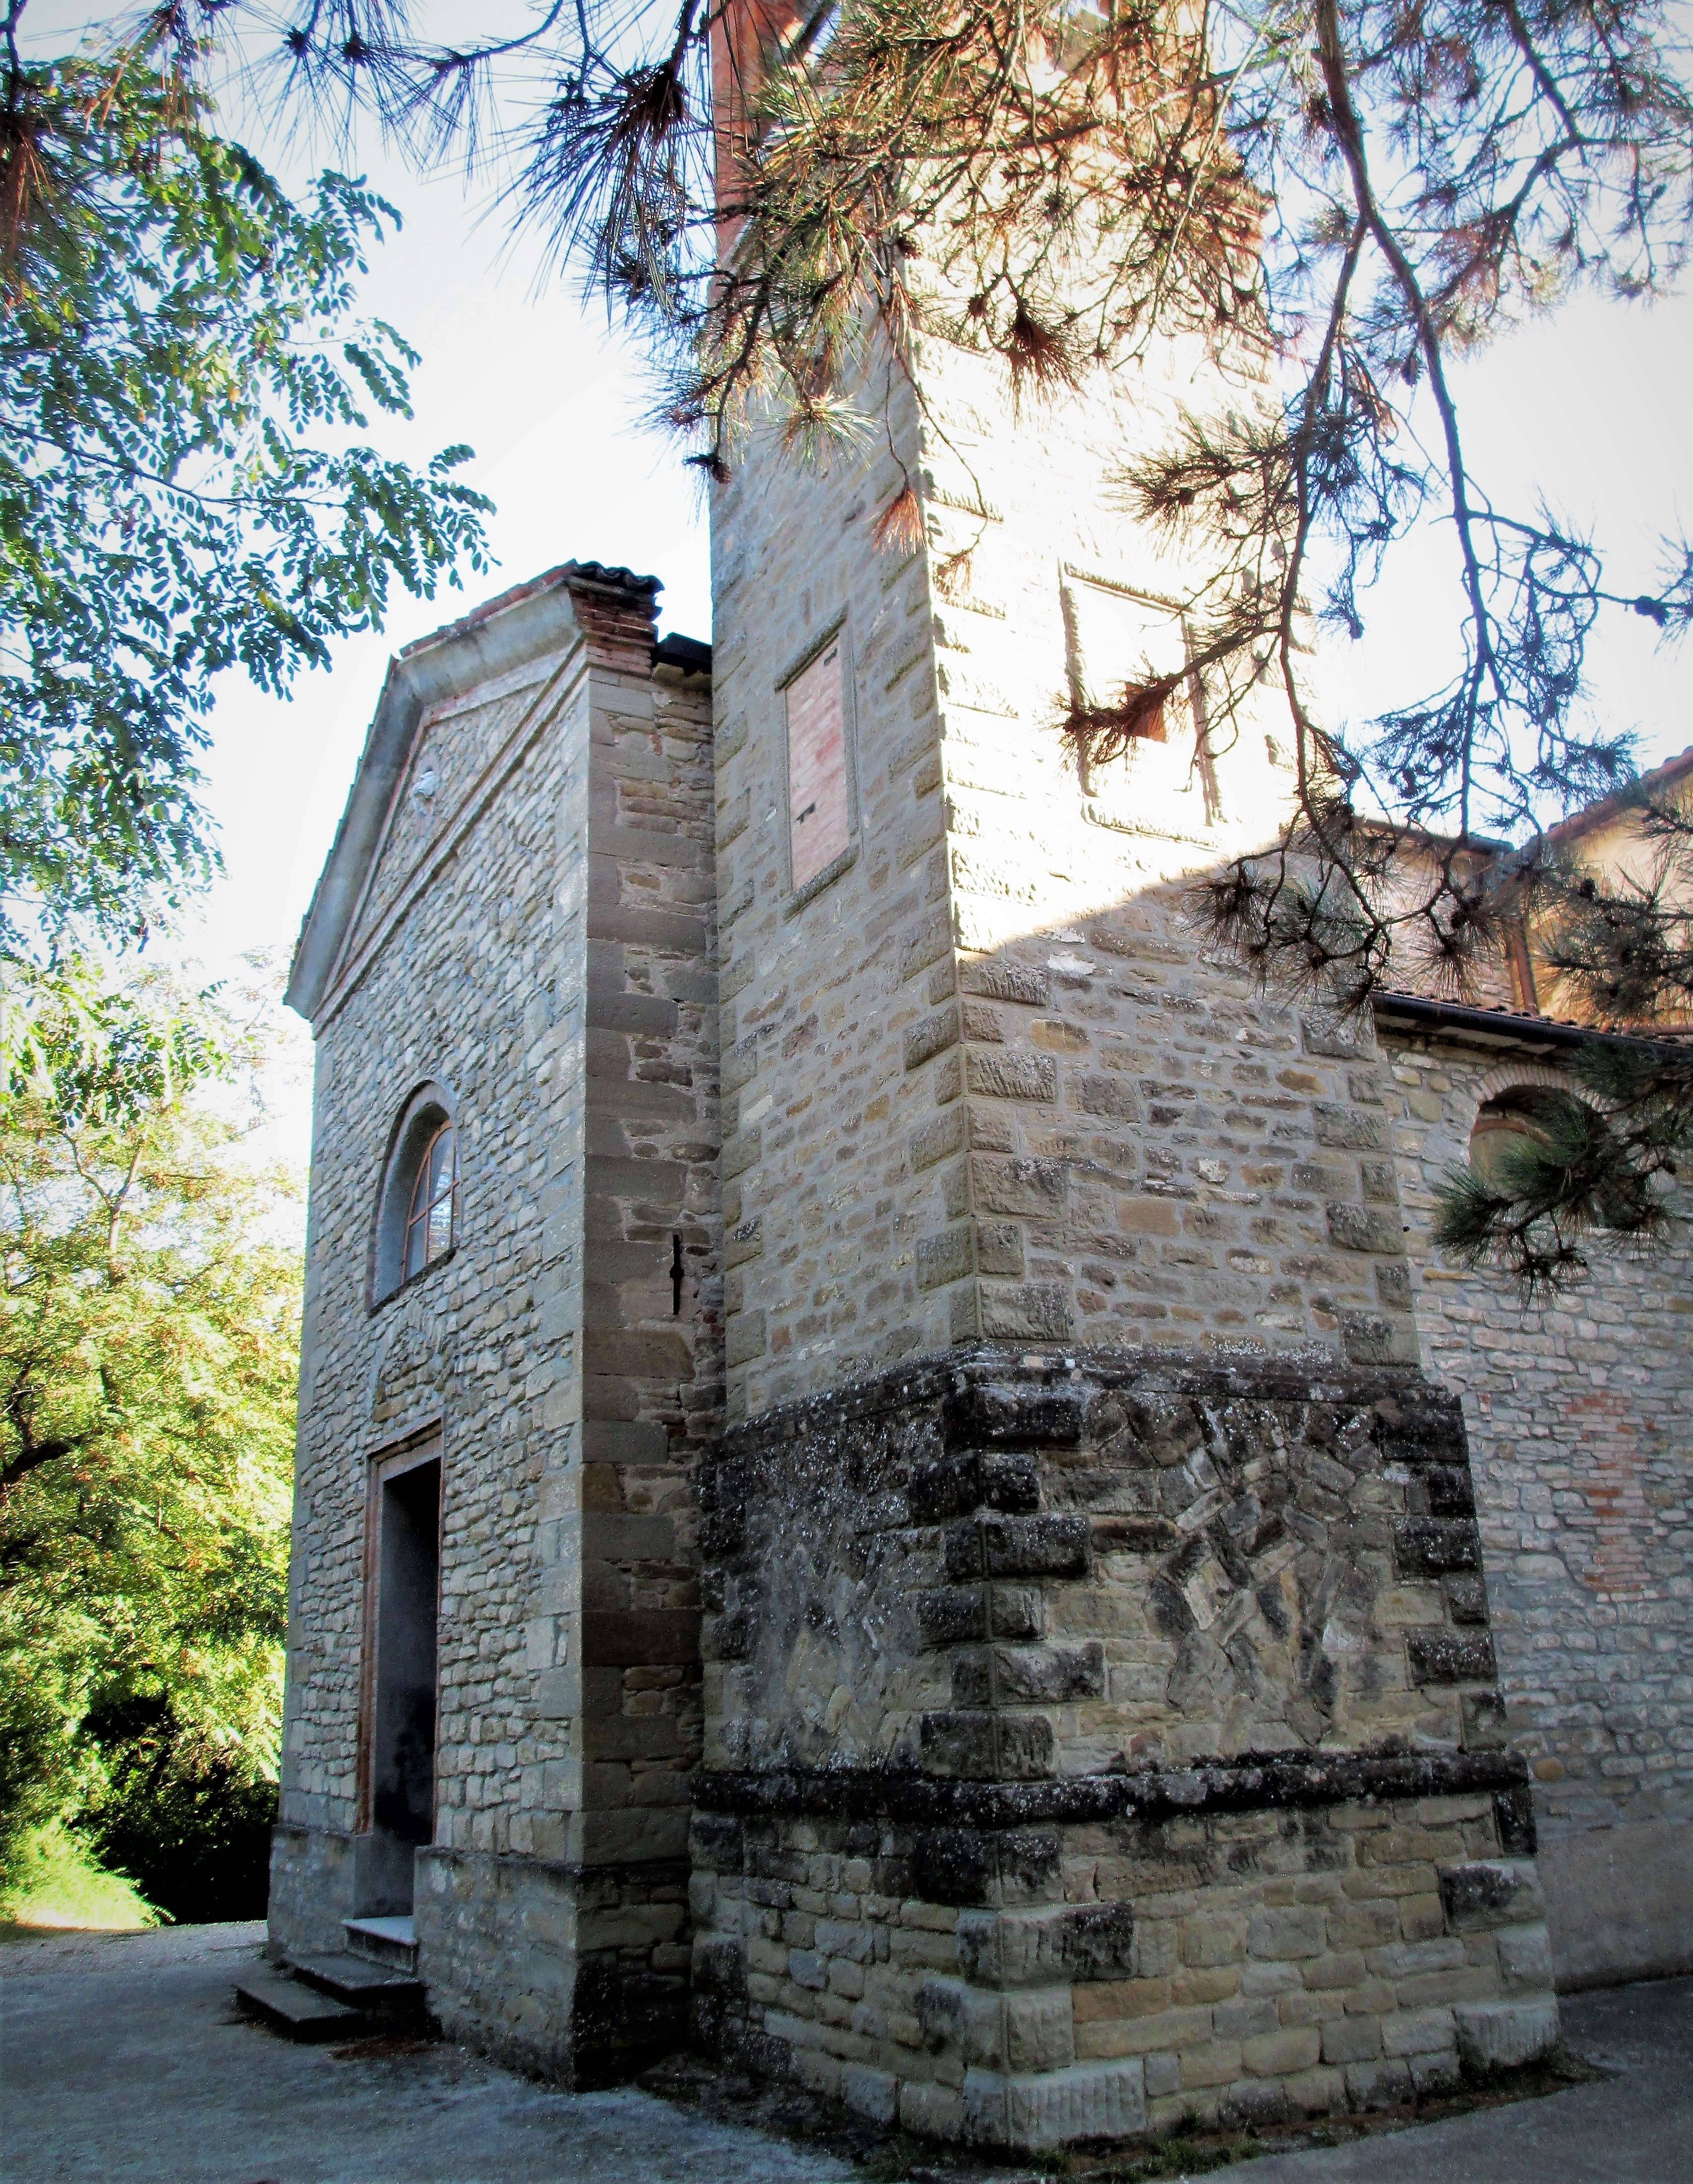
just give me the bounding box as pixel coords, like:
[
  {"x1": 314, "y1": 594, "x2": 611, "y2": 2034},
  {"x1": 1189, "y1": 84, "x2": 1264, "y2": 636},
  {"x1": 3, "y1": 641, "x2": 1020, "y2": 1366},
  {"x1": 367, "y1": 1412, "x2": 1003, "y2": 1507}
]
[
  {"x1": 412, "y1": 1846, "x2": 690, "y2": 2081},
  {"x1": 692, "y1": 1346, "x2": 1559, "y2": 2148}
]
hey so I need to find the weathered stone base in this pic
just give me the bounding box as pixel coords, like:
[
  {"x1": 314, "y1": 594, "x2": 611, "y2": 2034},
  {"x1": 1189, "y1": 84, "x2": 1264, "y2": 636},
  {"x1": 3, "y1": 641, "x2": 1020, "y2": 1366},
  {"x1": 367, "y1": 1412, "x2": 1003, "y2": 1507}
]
[
  {"x1": 267, "y1": 1823, "x2": 359, "y2": 1961},
  {"x1": 267, "y1": 1825, "x2": 690, "y2": 2084},
  {"x1": 694, "y1": 1345, "x2": 1560, "y2": 2148},
  {"x1": 415, "y1": 1845, "x2": 691, "y2": 2084},
  {"x1": 690, "y1": 1763, "x2": 1559, "y2": 2151}
]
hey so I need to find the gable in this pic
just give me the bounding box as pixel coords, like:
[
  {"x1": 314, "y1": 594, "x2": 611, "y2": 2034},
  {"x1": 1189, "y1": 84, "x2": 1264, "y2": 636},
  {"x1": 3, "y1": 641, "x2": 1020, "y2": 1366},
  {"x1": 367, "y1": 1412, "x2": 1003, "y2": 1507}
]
[
  {"x1": 325, "y1": 650, "x2": 577, "y2": 1003},
  {"x1": 287, "y1": 562, "x2": 665, "y2": 1028}
]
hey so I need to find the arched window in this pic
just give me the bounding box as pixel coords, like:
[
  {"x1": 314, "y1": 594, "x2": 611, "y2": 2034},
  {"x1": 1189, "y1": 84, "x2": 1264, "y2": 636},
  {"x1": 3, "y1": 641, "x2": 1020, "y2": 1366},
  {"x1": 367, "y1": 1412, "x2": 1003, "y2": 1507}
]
[
  {"x1": 373, "y1": 1085, "x2": 460, "y2": 1303},
  {"x1": 404, "y1": 1122, "x2": 459, "y2": 1281},
  {"x1": 1468, "y1": 1085, "x2": 1569, "y2": 1192}
]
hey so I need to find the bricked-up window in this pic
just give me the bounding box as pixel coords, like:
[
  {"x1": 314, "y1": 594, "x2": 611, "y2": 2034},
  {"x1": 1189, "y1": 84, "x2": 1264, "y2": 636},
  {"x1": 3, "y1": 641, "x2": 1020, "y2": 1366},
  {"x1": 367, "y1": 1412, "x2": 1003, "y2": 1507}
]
[
  {"x1": 404, "y1": 1123, "x2": 459, "y2": 1280},
  {"x1": 1062, "y1": 577, "x2": 1188, "y2": 752},
  {"x1": 785, "y1": 634, "x2": 852, "y2": 894}
]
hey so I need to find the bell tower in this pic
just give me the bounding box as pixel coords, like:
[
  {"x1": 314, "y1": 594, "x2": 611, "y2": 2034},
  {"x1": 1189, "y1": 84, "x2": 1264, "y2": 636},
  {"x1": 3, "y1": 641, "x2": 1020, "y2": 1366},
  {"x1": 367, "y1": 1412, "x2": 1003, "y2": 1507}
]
[{"x1": 690, "y1": 8, "x2": 1558, "y2": 2151}]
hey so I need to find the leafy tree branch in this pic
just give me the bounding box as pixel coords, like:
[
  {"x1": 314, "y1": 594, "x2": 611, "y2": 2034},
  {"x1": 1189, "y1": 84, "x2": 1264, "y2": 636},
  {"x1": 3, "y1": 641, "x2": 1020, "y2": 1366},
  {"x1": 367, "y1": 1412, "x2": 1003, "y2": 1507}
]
[{"x1": 1, "y1": 11, "x2": 493, "y2": 998}]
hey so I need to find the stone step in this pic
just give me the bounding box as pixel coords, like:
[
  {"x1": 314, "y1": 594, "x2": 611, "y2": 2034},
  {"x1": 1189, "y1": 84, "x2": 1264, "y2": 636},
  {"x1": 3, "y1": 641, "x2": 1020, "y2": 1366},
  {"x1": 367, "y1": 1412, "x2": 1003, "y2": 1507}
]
[
  {"x1": 343, "y1": 1914, "x2": 418, "y2": 1974},
  {"x1": 288, "y1": 1951, "x2": 425, "y2": 2015},
  {"x1": 234, "y1": 1967, "x2": 370, "y2": 2044}
]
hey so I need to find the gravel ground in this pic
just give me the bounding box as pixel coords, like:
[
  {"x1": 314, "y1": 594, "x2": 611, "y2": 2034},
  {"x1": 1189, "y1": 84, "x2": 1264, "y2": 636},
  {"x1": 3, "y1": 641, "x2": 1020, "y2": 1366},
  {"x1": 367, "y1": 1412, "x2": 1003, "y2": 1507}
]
[{"x1": 1, "y1": 1923, "x2": 1687, "y2": 2184}]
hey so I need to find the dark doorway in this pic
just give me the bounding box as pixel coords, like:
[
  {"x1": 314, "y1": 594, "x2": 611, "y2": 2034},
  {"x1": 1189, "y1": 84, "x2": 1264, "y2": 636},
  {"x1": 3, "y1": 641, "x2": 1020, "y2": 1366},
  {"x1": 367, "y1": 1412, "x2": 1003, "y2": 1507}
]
[{"x1": 364, "y1": 1451, "x2": 440, "y2": 1909}]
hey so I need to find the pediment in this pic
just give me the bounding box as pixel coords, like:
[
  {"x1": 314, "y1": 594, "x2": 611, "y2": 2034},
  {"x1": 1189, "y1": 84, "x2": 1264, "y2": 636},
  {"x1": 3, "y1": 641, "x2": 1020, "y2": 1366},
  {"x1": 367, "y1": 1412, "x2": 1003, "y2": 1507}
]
[{"x1": 326, "y1": 651, "x2": 575, "y2": 1001}]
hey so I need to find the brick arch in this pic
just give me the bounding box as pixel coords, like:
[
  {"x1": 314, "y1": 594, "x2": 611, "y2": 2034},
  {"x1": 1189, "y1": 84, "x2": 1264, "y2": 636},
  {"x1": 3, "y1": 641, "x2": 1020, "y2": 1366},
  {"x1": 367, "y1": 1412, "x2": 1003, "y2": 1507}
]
[
  {"x1": 1452, "y1": 1059, "x2": 1596, "y2": 1163},
  {"x1": 1468, "y1": 1058, "x2": 1572, "y2": 1110}
]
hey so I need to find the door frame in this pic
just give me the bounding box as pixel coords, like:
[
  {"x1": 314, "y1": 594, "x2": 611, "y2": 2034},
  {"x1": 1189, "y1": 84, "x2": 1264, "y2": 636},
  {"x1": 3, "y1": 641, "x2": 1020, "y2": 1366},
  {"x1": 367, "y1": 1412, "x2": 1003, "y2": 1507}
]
[{"x1": 356, "y1": 1423, "x2": 445, "y2": 1837}]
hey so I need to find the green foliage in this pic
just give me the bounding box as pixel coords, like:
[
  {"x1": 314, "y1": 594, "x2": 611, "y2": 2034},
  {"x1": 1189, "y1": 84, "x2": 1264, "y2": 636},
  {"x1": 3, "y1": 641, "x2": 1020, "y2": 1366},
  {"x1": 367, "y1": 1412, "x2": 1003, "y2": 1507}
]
[
  {"x1": 0, "y1": 1644, "x2": 76, "y2": 1881},
  {"x1": 1434, "y1": 1044, "x2": 1691, "y2": 1291},
  {"x1": 79, "y1": 1692, "x2": 278, "y2": 1923},
  {"x1": 1432, "y1": 786, "x2": 1693, "y2": 1283},
  {"x1": 0, "y1": 1819, "x2": 161, "y2": 1932},
  {"x1": 0, "y1": 964, "x2": 299, "y2": 1907},
  {"x1": 0, "y1": 35, "x2": 492, "y2": 965}
]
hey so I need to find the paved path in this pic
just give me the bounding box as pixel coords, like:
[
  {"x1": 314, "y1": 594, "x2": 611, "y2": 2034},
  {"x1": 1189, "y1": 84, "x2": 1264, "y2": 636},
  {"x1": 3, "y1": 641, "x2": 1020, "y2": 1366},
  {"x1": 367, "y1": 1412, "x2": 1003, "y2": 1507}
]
[
  {"x1": 0, "y1": 1925, "x2": 1687, "y2": 2182},
  {"x1": 0, "y1": 1925, "x2": 855, "y2": 2184}
]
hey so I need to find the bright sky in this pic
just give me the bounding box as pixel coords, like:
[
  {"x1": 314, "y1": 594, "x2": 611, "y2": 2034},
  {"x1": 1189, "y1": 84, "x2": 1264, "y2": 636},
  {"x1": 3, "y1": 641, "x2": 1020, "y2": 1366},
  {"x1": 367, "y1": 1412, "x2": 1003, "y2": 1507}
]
[{"x1": 22, "y1": 5, "x2": 1693, "y2": 1171}]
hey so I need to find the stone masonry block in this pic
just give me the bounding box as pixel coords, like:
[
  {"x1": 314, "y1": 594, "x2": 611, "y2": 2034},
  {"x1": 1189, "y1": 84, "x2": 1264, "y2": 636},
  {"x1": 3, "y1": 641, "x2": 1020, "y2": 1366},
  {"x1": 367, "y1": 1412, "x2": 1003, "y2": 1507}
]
[
  {"x1": 1003, "y1": 1988, "x2": 1078, "y2": 2074},
  {"x1": 1246, "y1": 1906, "x2": 1326, "y2": 1960},
  {"x1": 725, "y1": 1217, "x2": 764, "y2": 1268},
  {"x1": 956, "y1": 1908, "x2": 1064, "y2": 1989},
  {"x1": 1394, "y1": 1519, "x2": 1483, "y2": 1575},
  {"x1": 1436, "y1": 1861, "x2": 1544, "y2": 1931},
  {"x1": 901, "y1": 2081, "x2": 964, "y2": 2140},
  {"x1": 1326, "y1": 1204, "x2": 1403, "y2": 1256},
  {"x1": 950, "y1": 1642, "x2": 1106, "y2": 1708},
  {"x1": 905, "y1": 1006, "x2": 961, "y2": 1071},
  {"x1": 900, "y1": 909, "x2": 951, "y2": 983},
  {"x1": 1495, "y1": 1924, "x2": 1555, "y2": 1992},
  {"x1": 917, "y1": 1585, "x2": 988, "y2": 1645},
  {"x1": 974, "y1": 1221, "x2": 1025, "y2": 1275},
  {"x1": 1077, "y1": 1074, "x2": 1140, "y2": 1121},
  {"x1": 917, "y1": 1225, "x2": 975, "y2": 1290},
  {"x1": 946, "y1": 1514, "x2": 1090, "y2": 1581},
  {"x1": 967, "y1": 1049, "x2": 1058, "y2": 1103},
  {"x1": 1406, "y1": 1629, "x2": 1497, "y2": 1685},
  {"x1": 1315, "y1": 1104, "x2": 1386, "y2": 1149},
  {"x1": 919, "y1": 1710, "x2": 1055, "y2": 1781},
  {"x1": 946, "y1": 1379, "x2": 1085, "y2": 1448},
  {"x1": 726, "y1": 1309, "x2": 768, "y2": 1368},
  {"x1": 978, "y1": 1283, "x2": 1074, "y2": 1339},
  {"x1": 960, "y1": 958, "x2": 1051, "y2": 1007},
  {"x1": 965, "y1": 2059, "x2": 1147, "y2": 2151},
  {"x1": 1058, "y1": 1903, "x2": 1137, "y2": 1980},
  {"x1": 910, "y1": 1106, "x2": 967, "y2": 1172},
  {"x1": 844, "y1": 2064, "x2": 900, "y2": 2126},
  {"x1": 971, "y1": 1154, "x2": 1065, "y2": 1216},
  {"x1": 1452, "y1": 1999, "x2": 1559, "y2": 2071}
]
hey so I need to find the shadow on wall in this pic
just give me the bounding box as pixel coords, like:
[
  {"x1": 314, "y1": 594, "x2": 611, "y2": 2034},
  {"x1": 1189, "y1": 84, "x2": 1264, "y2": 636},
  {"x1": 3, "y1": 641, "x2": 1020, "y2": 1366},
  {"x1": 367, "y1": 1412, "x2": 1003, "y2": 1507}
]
[{"x1": 727, "y1": 821, "x2": 1425, "y2": 1418}]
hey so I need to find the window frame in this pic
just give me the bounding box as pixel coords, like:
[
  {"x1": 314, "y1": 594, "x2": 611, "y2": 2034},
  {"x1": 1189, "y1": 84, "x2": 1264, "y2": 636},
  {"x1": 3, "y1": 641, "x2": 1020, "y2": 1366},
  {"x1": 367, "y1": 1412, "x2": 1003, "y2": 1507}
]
[
  {"x1": 370, "y1": 1081, "x2": 461, "y2": 1309},
  {"x1": 777, "y1": 615, "x2": 860, "y2": 913},
  {"x1": 402, "y1": 1119, "x2": 460, "y2": 1283}
]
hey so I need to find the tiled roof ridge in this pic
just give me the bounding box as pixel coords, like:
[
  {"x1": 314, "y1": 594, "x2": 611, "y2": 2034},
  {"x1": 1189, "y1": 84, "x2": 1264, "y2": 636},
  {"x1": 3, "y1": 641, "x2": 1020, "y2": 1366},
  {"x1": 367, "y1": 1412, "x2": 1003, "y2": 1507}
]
[
  {"x1": 1535, "y1": 742, "x2": 1693, "y2": 853},
  {"x1": 397, "y1": 561, "x2": 662, "y2": 662},
  {"x1": 1375, "y1": 987, "x2": 1693, "y2": 1045}
]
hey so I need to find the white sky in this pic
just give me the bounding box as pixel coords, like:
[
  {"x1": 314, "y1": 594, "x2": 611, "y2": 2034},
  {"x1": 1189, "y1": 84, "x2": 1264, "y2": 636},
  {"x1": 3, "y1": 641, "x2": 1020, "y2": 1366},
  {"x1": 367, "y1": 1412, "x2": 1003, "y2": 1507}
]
[{"x1": 22, "y1": 5, "x2": 1693, "y2": 1171}]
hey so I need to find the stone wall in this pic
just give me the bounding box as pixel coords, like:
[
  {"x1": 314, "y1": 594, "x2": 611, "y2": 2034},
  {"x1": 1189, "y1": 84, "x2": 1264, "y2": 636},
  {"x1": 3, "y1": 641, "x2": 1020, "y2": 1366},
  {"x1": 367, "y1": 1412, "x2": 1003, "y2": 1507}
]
[
  {"x1": 710, "y1": 338, "x2": 1419, "y2": 1427},
  {"x1": 276, "y1": 612, "x2": 586, "y2": 1894},
  {"x1": 274, "y1": 569, "x2": 719, "y2": 2081},
  {"x1": 1384, "y1": 1021, "x2": 1693, "y2": 1987},
  {"x1": 711, "y1": 368, "x2": 958, "y2": 1416},
  {"x1": 692, "y1": 1786, "x2": 1552, "y2": 2152},
  {"x1": 691, "y1": 1347, "x2": 1557, "y2": 2146}
]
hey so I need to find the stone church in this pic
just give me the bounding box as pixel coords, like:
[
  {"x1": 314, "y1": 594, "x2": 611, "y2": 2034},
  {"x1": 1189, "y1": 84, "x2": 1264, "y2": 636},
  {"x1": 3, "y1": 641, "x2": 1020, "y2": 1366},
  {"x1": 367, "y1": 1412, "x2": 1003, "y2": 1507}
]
[{"x1": 260, "y1": 232, "x2": 1692, "y2": 2146}]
